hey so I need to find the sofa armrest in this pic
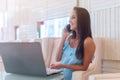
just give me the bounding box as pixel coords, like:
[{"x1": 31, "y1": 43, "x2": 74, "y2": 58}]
[
  {"x1": 72, "y1": 71, "x2": 85, "y2": 80},
  {"x1": 72, "y1": 62, "x2": 101, "y2": 80},
  {"x1": 89, "y1": 73, "x2": 120, "y2": 80}
]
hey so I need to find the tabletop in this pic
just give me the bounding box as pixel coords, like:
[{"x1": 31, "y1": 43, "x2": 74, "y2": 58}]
[{"x1": 0, "y1": 71, "x2": 64, "y2": 80}]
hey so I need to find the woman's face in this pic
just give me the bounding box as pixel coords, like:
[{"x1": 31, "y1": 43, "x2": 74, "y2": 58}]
[{"x1": 69, "y1": 10, "x2": 77, "y2": 31}]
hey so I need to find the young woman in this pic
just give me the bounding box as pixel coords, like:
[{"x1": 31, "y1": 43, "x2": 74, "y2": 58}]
[{"x1": 50, "y1": 7, "x2": 95, "y2": 80}]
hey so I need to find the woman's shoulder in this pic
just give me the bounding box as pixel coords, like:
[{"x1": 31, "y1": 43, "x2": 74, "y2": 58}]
[
  {"x1": 84, "y1": 37, "x2": 95, "y2": 48},
  {"x1": 84, "y1": 37, "x2": 96, "y2": 57}
]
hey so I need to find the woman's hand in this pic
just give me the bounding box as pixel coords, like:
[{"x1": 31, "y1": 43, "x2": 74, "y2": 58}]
[
  {"x1": 50, "y1": 62, "x2": 63, "y2": 69},
  {"x1": 62, "y1": 28, "x2": 70, "y2": 39}
]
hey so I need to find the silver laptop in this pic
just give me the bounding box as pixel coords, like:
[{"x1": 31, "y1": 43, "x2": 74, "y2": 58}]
[{"x1": 0, "y1": 42, "x2": 62, "y2": 76}]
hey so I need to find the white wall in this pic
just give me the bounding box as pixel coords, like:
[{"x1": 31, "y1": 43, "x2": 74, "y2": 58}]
[
  {"x1": 79, "y1": 0, "x2": 120, "y2": 40},
  {"x1": 91, "y1": 0, "x2": 120, "y2": 40},
  {"x1": 5, "y1": 0, "x2": 76, "y2": 40}
]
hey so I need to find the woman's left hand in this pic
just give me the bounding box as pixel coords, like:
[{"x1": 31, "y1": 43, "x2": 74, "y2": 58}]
[{"x1": 50, "y1": 62, "x2": 63, "y2": 69}]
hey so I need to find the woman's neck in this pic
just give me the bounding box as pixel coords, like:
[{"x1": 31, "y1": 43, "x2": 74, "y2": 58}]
[{"x1": 75, "y1": 30, "x2": 79, "y2": 40}]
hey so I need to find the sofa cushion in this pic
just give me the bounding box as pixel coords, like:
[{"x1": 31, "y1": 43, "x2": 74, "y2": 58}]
[
  {"x1": 50, "y1": 38, "x2": 61, "y2": 64},
  {"x1": 35, "y1": 38, "x2": 54, "y2": 67}
]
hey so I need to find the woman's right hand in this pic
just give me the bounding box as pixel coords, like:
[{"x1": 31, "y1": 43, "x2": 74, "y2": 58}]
[
  {"x1": 62, "y1": 28, "x2": 70, "y2": 39},
  {"x1": 50, "y1": 62, "x2": 63, "y2": 69}
]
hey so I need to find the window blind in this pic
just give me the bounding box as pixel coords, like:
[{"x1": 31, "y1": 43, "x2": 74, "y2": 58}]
[{"x1": 36, "y1": 0, "x2": 76, "y2": 20}]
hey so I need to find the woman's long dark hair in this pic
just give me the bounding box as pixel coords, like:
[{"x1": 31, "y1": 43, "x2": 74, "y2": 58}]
[{"x1": 72, "y1": 7, "x2": 92, "y2": 61}]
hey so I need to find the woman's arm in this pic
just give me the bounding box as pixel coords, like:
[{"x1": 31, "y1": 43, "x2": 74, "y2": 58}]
[
  {"x1": 50, "y1": 61, "x2": 86, "y2": 70},
  {"x1": 56, "y1": 37, "x2": 66, "y2": 61},
  {"x1": 56, "y1": 28, "x2": 70, "y2": 61}
]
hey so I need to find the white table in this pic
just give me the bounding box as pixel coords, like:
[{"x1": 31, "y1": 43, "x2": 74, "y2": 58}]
[{"x1": 0, "y1": 71, "x2": 64, "y2": 80}]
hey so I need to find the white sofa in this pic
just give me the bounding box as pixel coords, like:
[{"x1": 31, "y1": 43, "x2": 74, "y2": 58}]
[
  {"x1": 89, "y1": 73, "x2": 120, "y2": 80},
  {"x1": 88, "y1": 38, "x2": 120, "y2": 80},
  {"x1": 34, "y1": 37, "x2": 104, "y2": 80}
]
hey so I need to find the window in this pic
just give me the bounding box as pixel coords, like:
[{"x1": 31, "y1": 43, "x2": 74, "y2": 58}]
[{"x1": 40, "y1": 17, "x2": 69, "y2": 38}]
